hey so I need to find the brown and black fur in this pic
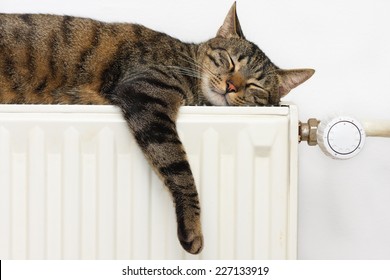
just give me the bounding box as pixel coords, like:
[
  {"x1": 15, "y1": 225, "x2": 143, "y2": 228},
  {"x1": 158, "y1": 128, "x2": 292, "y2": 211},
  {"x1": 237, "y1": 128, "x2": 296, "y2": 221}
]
[{"x1": 0, "y1": 3, "x2": 314, "y2": 254}]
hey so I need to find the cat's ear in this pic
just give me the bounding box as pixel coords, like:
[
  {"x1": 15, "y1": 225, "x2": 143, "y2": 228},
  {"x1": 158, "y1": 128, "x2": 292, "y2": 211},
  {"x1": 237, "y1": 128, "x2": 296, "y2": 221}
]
[
  {"x1": 276, "y1": 69, "x2": 315, "y2": 97},
  {"x1": 217, "y1": 2, "x2": 245, "y2": 39}
]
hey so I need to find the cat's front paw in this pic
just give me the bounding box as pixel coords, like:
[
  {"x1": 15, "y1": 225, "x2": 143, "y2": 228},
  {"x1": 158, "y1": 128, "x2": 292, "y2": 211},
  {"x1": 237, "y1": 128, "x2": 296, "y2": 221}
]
[{"x1": 177, "y1": 218, "x2": 203, "y2": 254}]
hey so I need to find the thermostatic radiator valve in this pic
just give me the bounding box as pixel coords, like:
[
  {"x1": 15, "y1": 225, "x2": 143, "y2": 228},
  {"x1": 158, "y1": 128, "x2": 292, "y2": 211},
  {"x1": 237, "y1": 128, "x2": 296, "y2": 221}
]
[{"x1": 299, "y1": 116, "x2": 390, "y2": 159}]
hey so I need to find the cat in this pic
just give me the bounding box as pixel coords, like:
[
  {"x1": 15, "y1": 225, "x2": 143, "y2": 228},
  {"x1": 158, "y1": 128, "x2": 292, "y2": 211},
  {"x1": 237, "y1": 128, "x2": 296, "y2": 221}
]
[{"x1": 0, "y1": 3, "x2": 314, "y2": 254}]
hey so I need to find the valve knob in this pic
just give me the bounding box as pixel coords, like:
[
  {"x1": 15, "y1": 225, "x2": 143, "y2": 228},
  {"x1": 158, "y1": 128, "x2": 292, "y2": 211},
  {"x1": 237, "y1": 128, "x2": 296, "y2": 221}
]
[{"x1": 317, "y1": 116, "x2": 366, "y2": 159}]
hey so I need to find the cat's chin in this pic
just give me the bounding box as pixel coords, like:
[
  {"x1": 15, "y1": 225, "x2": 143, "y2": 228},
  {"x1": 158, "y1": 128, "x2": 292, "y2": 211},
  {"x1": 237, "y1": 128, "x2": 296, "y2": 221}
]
[
  {"x1": 202, "y1": 85, "x2": 228, "y2": 106},
  {"x1": 204, "y1": 91, "x2": 228, "y2": 106}
]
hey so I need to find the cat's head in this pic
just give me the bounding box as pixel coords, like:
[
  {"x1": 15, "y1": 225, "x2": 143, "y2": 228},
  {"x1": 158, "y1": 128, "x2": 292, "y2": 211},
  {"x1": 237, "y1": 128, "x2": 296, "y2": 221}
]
[{"x1": 199, "y1": 2, "x2": 314, "y2": 106}]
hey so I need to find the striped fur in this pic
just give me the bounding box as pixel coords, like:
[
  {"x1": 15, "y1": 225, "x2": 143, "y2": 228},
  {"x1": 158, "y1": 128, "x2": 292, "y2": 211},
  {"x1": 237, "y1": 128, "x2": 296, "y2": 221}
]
[{"x1": 0, "y1": 3, "x2": 314, "y2": 254}]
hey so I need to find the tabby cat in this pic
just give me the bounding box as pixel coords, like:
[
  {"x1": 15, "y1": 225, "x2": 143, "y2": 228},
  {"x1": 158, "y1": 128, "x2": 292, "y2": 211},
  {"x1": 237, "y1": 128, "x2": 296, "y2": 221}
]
[{"x1": 0, "y1": 3, "x2": 314, "y2": 254}]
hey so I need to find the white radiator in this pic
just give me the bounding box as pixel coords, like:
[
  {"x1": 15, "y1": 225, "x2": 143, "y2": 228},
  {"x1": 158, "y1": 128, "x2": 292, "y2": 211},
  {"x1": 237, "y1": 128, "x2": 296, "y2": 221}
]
[{"x1": 0, "y1": 104, "x2": 298, "y2": 260}]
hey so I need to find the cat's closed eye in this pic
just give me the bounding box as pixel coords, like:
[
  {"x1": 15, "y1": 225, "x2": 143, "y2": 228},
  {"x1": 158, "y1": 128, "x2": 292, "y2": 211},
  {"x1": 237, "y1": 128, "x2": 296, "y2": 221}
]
[
  {"x1": 220, "y1": 51, "x2": 235, "y2": 72},
  {"x1": 246, "y1": 83, "x2": 263, "y2": 90},
  {"x1": 206, "y1": 49, "x2": 234, "y2": 72}
]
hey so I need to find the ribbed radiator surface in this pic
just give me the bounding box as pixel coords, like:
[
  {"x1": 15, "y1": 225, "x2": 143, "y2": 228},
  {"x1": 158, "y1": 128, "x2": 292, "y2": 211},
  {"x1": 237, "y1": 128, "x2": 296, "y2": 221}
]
[{"x1": 0, "y1": 105, "x2": 298, "y2": 260}]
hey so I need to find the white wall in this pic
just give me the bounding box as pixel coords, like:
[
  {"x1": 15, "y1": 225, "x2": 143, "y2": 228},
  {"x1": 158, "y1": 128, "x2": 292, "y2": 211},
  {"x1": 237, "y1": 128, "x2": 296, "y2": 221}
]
[{"x1": 2, "y1": 0, "x2": 390, "y2": 259}]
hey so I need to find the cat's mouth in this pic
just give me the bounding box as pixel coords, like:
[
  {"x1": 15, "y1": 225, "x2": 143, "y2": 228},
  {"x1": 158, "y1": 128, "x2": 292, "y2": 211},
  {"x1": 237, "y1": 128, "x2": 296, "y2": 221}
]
[
  {"x1": 204, "y1": 84, "x2": 249, "y2": 106},
  {"x1": 201, "y1": 77, "x2": 250, "y2": 106},
  {"x1": 225, "y1": 93, "x2": 243, "y2": 106},
  {"x1": 209, "y1": 89, "x2": 229, "y2": 106},
  {"x1": 201, "y1": 78, "x2": 228, "y2": 106},
  {"x1": 212, "y1": 86, "x2": 243, "y2": 106}
]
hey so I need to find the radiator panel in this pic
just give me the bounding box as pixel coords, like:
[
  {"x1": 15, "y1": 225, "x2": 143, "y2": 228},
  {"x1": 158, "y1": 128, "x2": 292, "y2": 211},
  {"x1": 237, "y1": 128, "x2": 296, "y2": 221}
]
[{"x1": 0, "y1": 105, "x2": 297, "y2": 259}]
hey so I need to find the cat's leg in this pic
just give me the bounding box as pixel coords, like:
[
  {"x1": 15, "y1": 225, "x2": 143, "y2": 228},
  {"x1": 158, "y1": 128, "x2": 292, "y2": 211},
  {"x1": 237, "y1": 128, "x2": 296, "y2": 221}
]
[{"x1": 113, "y1": 81, "x2": 203, "y2": 255}]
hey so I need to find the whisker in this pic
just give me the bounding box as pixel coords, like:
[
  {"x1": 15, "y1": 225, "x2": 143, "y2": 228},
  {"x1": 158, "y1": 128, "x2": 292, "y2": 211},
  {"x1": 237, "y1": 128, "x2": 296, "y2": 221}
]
[
  {"x1": 121, "y1": 70, "x2": 150, "y2": 82},
  {"x1": 148, "y1": 50, "x2": 221, "y2": 83},
  {"x1": 176, "y1": 51, "x2": 218, "y2": 79},
  {"x1": 164, "y1": 66, "x2": 202, "y2": 79}
]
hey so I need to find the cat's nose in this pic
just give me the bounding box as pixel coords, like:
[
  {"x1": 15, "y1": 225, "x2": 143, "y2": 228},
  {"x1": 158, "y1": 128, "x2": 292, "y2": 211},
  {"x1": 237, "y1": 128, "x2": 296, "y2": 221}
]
[{"x1": 226, "y1": 80, "x2": 237, "y2": 93}]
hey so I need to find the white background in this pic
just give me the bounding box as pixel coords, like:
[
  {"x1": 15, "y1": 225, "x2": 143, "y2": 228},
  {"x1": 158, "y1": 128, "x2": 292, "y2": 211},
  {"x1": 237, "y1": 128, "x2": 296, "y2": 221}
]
[{"x1": 2, "y1": 0, "x2": 390, "y2": 259}]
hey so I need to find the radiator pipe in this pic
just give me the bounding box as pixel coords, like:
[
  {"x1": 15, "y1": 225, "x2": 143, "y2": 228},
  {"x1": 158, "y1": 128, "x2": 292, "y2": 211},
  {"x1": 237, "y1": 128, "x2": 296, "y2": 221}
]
[{"x1": 362, "y1": 120, "x2": 390, "y2": 137}]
